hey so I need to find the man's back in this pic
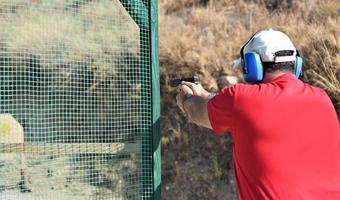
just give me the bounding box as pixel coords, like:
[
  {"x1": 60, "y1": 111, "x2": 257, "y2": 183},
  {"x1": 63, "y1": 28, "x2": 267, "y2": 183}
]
[{"x1": 208, "y1": 73, "x2": 340, "y2": 199}]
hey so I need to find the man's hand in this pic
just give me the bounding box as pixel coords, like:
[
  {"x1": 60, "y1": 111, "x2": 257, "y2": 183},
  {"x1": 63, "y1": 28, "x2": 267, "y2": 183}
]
[
  {"x1": 175, "y1": 82, "x2": 212, "y2": 129},
  {"x1": 176, "y1": 84, "x2": 193, "y2": 113},
  {"x1": 180, "y1": 82, "x2": 210, "y2": 99}
]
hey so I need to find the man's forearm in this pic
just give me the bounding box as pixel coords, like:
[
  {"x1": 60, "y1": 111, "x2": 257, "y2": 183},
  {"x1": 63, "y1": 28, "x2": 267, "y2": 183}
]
[{"x1": 183, "y1": 96, "x2": 212, "y2": 129}]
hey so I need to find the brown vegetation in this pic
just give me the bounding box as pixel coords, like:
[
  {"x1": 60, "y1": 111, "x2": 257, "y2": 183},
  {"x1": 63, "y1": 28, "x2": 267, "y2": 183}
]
[{"x1": 160, "y1": 0, "x2": 339, "y2": 199}]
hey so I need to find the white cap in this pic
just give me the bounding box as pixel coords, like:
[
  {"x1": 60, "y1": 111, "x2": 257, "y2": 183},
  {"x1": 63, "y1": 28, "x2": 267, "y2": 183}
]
[{"x1": 233, "y1": 29, "x2": 297, "y2": 68}]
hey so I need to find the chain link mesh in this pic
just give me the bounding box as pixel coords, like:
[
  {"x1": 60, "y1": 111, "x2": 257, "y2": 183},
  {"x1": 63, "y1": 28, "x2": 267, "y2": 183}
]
[{"x1": 0, "y1": 0, "x2": 152, "y2": 199}]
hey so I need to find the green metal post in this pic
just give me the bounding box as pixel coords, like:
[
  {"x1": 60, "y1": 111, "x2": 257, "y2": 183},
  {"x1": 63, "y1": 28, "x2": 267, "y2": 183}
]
[
  {"x1": 150, "y1": 1, "x2": 161, "y2": 199},
  {"x1": 121, "y1": 1, "x2": 160, "y2": 198}
]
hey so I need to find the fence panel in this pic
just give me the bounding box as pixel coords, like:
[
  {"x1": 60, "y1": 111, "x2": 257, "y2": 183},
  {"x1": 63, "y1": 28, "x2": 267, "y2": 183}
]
[{"x1": 0, "y1": 0, "x2": 159, "y2": 199}]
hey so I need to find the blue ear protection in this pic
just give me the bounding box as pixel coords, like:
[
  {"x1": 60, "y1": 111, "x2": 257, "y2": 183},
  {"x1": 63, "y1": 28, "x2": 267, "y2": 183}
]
[
  {"x1": 243, "y1": 52, "x2": 263, "y2": 83},
  {"x1": 295, "y1": 53, "x2": 303, "y2": 78},
  {"x1": 240, "y1": 32, "x2": 303, "y2": 83}
]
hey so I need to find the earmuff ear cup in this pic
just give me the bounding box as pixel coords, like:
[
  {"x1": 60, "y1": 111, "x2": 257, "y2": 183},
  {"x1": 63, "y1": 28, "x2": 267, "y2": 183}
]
[
  {"x1": 295, "y1": 56, "x2": 303, "y2": 78},
  {"x1": 243, "y1": 52, "x2": 264, "y2": 83}
]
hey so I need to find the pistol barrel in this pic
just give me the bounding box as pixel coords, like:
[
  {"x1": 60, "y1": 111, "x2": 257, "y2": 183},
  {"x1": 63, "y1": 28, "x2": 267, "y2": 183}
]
[{"x1": 170, "y1": 75, "x2": 199, "y2": 87}]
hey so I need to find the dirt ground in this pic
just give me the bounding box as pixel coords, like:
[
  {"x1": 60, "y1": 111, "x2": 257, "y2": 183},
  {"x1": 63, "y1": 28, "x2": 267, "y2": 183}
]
[{"x1": 160, "y1": 88, "x2": 238, "y2": 200}]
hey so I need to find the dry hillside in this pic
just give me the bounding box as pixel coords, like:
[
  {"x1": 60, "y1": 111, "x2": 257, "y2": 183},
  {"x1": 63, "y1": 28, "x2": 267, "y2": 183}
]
[{"x1": 159, "y1": 0, "x2": 339, "y2": 199}]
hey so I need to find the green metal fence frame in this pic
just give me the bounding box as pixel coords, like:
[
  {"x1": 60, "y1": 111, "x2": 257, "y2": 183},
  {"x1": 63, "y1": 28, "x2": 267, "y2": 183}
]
[
  {"x1": 120, "y1": 0, "x2": 160, "y2": 198},
  {"x1": 123, "y1": 0, "x2": 161, "y2": 199},
  {"x1": 150, "y1": 0, "x2": 161, "y2": 199},
  {"x1": 120, "y1": 1, "x2": 160, "y2": 198}
]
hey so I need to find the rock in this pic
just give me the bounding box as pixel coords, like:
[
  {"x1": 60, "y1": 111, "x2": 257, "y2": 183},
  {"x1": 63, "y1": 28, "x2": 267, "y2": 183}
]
[
  {"x1": 0, "y1": 114, "x2": 24, "y2": 145},
  {"x1": 218, "y1": 76, "x2": 239, "y2": 89}
]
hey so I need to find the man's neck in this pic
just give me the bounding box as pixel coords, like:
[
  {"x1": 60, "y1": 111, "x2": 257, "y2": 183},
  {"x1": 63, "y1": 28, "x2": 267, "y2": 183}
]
[{"x1": 263, "y1": 72, "x2": 290, "y2": 83}]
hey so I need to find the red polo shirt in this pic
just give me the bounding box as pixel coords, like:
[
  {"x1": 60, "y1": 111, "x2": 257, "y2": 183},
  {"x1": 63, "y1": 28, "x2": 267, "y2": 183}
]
[{"x1": 208, "y1": 73, "x2": 340, "y2": 200}]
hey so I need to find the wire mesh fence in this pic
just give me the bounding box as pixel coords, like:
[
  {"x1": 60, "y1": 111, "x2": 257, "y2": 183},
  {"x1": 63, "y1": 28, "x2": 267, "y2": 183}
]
[{"x1": 0, "y1": 0, "x2": 156, "y2": 199}]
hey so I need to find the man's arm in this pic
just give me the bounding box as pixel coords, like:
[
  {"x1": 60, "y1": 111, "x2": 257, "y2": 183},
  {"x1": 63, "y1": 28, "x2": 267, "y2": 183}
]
[
  {"x1": 183, "y1": 96, "x2": 212, "y2": 129},
  {"x1": 176, "y1": 82, "x2": 213, "y2": 129}
]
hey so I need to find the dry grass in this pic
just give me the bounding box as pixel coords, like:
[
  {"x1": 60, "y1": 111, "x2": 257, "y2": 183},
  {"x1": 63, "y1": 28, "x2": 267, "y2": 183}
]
[
  {"x1": 160, "y1": 0, "x2": 340, "y2": 199},
  {"x1": 160, "y1": 0, "x2": 340, "y2": 110},
  {"x1": 1, "y1": 0, "x2": 139, "y2": 82}
]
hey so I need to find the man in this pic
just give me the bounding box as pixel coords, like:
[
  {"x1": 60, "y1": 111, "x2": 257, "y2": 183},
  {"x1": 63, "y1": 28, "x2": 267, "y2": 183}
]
[{"x1": 176, "y1": 29, "x2": 340, "y2": 199}]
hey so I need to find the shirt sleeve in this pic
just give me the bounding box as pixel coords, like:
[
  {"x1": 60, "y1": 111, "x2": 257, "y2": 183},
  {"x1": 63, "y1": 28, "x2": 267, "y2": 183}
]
[{"x1": 207, "y1": 85, "x2": 237, "y2": 135}]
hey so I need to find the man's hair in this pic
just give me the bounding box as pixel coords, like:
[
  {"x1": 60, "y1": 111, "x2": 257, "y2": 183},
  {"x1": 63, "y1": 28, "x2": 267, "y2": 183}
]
[
  {"x1": 263, "y1": 61, "x2": 295, "y2": 73},
  {"x1": 262, "y1": 50, "x2": 295, "y2": 73}
]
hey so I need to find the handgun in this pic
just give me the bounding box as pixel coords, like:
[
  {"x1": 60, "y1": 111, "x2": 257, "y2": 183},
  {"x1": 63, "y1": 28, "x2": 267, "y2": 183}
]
[{"x1": 170, "y1": 75, "x2": 199, "y2": 87}]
